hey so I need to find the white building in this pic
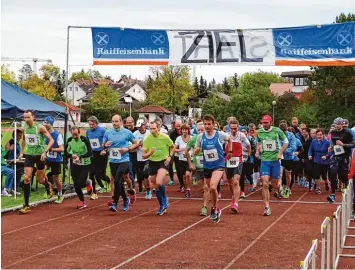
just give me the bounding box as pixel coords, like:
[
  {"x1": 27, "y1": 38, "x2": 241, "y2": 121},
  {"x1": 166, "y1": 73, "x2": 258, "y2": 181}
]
[{"x1": 64, "y1": 81, "x2": 88, "y2": 106}]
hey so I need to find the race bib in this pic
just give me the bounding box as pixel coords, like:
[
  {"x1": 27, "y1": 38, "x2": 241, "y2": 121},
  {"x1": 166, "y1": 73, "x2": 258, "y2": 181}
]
[
  {"x1": 25, "y1": 134, "x2": 39, "y2": 146},
  {"x1": 47, "y1": 150, "x2": 57, "y2": 159},
  {"x1": 179, "y1": 152, "x2": 187, "y2": 161},
  {"x1": 263, "y1": 140, "x2": 276, "y2": 152},
  {"x1": 90, "y1": 138, "x2": 100, "y2": 149},
  {"x1": 203, "y1": 148, "x2": 218, "y2": 162},
  {"x1": 109, "y1": 148, "x2": 122, "y2": 160},
  {"x1": 227, "y1": 157, "x2": 240, "y2": 168},
  {"x1": 195, "y1": 156, "x2": 204, "y2": 169},
  {"x1": 76, "y1": 157, "x2": 85, "y2": 165},
  {"x1": 334, "y1": 145, "x2": 345, "y2": 155}
]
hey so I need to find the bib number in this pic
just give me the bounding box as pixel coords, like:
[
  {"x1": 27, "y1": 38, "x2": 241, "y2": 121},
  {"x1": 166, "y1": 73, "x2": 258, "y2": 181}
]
[
  {"x1": 227, "y1": 157, "x2": 240, "y2": 168},
  {"x1": 25, "y1": 134, "x2": 39, "y2": 146},
  {"x1": 263, "y1": 140, "x2": 276, "y2": 152},
  {"x1": 47, "y1": 150, "x2": 57, "y2": 159},
  {"x1": 109, "y1": 148, "x2": 122, "y2": 160},
  {"x1": 203, "y1": 149, "x2": 218, "y2": 162},
  {"x1": 76, "y1": 158, "x2": 84, "y2": 165},
  {"x1": 195, "y1": 156, "x2": 204, "y2": 169},
  {"x1": 90, "y1": 138, "x2": 100, "y2": 149},
  {"x1": 334, "y1": 145, "x2": 345, "y2": 155}
]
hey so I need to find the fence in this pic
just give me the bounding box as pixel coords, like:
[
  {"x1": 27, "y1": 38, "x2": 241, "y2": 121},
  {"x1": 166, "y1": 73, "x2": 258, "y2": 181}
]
[{"x1": 301, "y1": 180, "x2": 354, "y2": 270}]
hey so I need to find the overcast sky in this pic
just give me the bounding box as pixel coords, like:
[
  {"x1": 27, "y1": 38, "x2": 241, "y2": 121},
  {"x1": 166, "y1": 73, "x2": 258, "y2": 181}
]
[{"x1": 1, "y1": 0, "x2": 355, "y2": 82}]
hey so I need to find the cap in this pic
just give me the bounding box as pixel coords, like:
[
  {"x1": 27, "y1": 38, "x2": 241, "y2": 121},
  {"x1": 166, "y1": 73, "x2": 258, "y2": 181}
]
[
  {"x1": 136, "y1": 117, "x2": 147, "y2": 127},
  {"x1": 43, "y1": 116, "x2": 54, "y2": 126},
  {"x1": 343, "y1": 119, "x2": 349, "y2": 126},
  {"x1": 333, "y1": 117, "x2": 344, "y2": 125},
  {"x1": 261, "y1": 115, "x2": 272, "y2": 123}
]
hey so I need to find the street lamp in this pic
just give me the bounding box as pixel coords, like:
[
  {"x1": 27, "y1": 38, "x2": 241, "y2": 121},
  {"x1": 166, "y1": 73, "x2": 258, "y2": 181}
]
[{"x1": 272, "y1": 100, "x2": 276, "y2": 125}]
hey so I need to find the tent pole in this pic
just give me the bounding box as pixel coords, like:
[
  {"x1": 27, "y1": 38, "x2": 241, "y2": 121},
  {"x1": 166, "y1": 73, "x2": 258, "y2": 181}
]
[
  {"x1": 14, "y1": 121, "x2": 17, "y2": 199},
  {"x1": 62, "y1": 114, "x2": 68, "y2": 184},
  {"x1": 64, "y1": 26, "x2": 71, "y2": 185}
]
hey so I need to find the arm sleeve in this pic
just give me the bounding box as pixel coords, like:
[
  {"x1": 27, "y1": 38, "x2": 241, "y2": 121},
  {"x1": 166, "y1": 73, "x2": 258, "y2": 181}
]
[
  {"x1": 195, "y1": 134, "x2": 202, "y2": 148},
  {"x1": 102, "y1": 131, "x2": 108, "y2": 144},
  {"x1": 80, "y1": 136, "x2": 93, "y2": 158},
  {"x1": 241, "y1": 133, "x2": 250, "y2": 145},
  {"x1": 64, "y1": 137, "x2": 73, "y2": 158},
  {"x1": 308, "y1": 141, "x2": 314, "y2": 157},
  {"x1": 128, "y1": 131, "x2": 135, "y2": 143},
  {"x1": 285, "y1": 134, "x2": 297, "y2": 154},
  {"x1": 57, "y1": 134, "x2": 64, "y2": 146},
  {"x1": 219, "y1": 131, "x2": 230, "y2": 142}
]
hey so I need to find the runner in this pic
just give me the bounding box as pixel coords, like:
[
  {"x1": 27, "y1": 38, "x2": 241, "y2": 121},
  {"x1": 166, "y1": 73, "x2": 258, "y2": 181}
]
[
  {"x1": 18, "y1": 110, "x2": 54, "y2": 214},
  {"x1": 279, "y1": 122, "x2": 297, "y2": 199},
  {"x1": 43, "y1": 116, "x2": 64, "y2": 203},
  {"x1": 132, "y1": 117, "x2": 151, "y2": 199},
  {"x1": 102, "y1": 115, "x2": 138, "y2": 212},
  {"x1": 249, "y1": 123, "x2": 260, "y2": 189},
  {"x1": 256, "y1": 115, "x2": 288, "y2": 216},
  {"x1": 126, "y1": 116, "x2": 138, "y2": 190},
  {"x1": 298, "y1": 127, "x2": 313, "y2": 189},
  {"x1": 239, "y1": 126, "x2": 252, "y2": 199},
  {"x1": 86, "y1": 116, "x2": 110, "y2": 200},
  {"x1": 168, "y1": 119, "x2": 182, "y2": 188},
  {"x1": 65, "y1": 126, "x2": 93, "y2": 209},
  {"x1": 143, "y1": 121, "x2": 174, "y2": 215},
  {"x1": 327, "y1": 117, "x2": 355, "y2": 202},
  {"x1": 223, "y1": 117, "x2": 236, "y2": 133},
  {"x1": 348, "y1": 148, "x2": 355, "y2": 219},
  {"x1": 195, "y1": 114, "x2": 232, "y2": 223},
  {"x1": 186, "y1": 122, "x2": 209, "y2": 216},
  {"x1": 308, "y1": 129, "x2": 330, "y2": 195},
  {"x1": 225, "y1": 120, "x2": 250, "y2": 213}
]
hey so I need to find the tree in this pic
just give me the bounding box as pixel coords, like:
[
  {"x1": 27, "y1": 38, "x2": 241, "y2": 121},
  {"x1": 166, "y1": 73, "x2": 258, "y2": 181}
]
[
  {"x1": 211, "y1": 78, "x2": 216, "y2": 90},
  {"x1": 145, "y1": 66, "x2": 195, "y2": 117},
  {"x1": 70, "y1": 69, "x2": 90, "y2": 82},
  {"x1": 19, "y1": 64, "x2": 33, "y2": 82},
  {"x1": 222, "y1": 77, "x2": 231, "y2": 95},
  {"x1": 87, "y1": 69, "x2": 104, "y2": 79},
  {"x1": 193, "y1": 77, "x2": 199, "y2": 94},
  {"x1": 39, "y1": 63, "x2": 60, "y2": 82},
  {"x1": 21, "y1": 75, "x2": 56, "y2": 101},
  {"x1": 199, "y1": 76, "x2": 206, "y2": 94},
  {"x1": 274, "y1": 91, "x2": 299, "y2": 124},
  {"x1": 201, "y1": 95, "x2": 230, "y2": 125},
  {"x1": 53, "y1": 70, "x2": 66, "y2": 101},
  {"x1": 238, "y1": 71, "x2": 285, "y2": 90},
  {"x1": 1, "y1": 64, "x2": 16, "y2": 84},
  {"x1": 89, "y1": 84, "x2": 119, "y2": 110}
]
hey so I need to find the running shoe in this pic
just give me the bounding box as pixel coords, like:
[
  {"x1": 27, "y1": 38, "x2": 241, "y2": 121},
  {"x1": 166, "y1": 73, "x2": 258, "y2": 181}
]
[
  {"x1": 325, "y1": 182, "x2": 330, "y2": 191},
  {"x1": 2, "y1": 189, "x2": 12, "y2": 197},
  {"x1": 11, "y1": 190, "x2": 21, "y2": 196},
  {"x1": 98, "y1": 187, "x2": 106, "y2": 194},
  {"x1": 218, "y1": 192, "x2": 222, "y2": 200},
  {"x1": 274, "y1": 191, "x2": 282, "y2": 200},
  {"x1": 110, "y1": 202, "x2": 118, "y2": 212},
  {"x1": 263, "y1": 207, "x2": 271, "y2": 216},
  {"x1": 315, "y1": 188, "x2": 322, "y2": 195},
  {"x1": 240, "y1": 192, "x2": 246, "y2": 199},
  {"x1": 122, "y1": 198, "x2": 130, "y2": 212},
  {"x1": 210, "y1": 208, "x2": 217, "y2": 219},
  {"x1": 107, "y1": 200, "x2": 113, "y2": 206},
  {"x1": 200, "y1": 206, "x2": 207, "y2": 216},
  {"x1": 185, "y1": 189, "x2": 191, "y2": 198},
  {"x1": 168, "y1": 180, "x2": 175, "y2": 186},
  {"x1": 19, "y1": 205, "x2": 31, "y2": 214},
  {"x1": 163, "y1": 197, "x2": 169, "y2": 210},
  {"x1": 129, "y1": 189, "x2": 136, "y2": 204},
  {"x1": 231, "y1": 202, "x2": 239, "y2": 213},
  {"x1": 268, "y1": 184, "x2": 273, "y2": 193},
  {"x1": 193, "y1": 178, "x2": 198, "y2": 186},
  {"x1": 90, "y1": 193, "x2": 98, "y2": 200},
  {"x1": 54, "y1": 195, "x2": 64, "y2": 204},
  {"x1": 327, "y1": 194, "x2": 335, "y2": 203},
  {"x1": 179, "y1": 187, "x2": 185, "y2": 193},
  {"x1": 212, "y1": 208, "x2": 222, "y2": 223},
  {"x1": 86, "y1": 179, "x2": 93, "y2": 195},
  {"x1": 249, "y1": 186, "x2": 256, "y2": 192},
  {"x1": 304, "y1": 181, "x2": 309, "y2": 189},
  {"x1": 156, "y1": 206, "x2": 166, "y2": 215},
  {"x1": 283, "y1": 188, "x2": 290, "y2": 199},
  {"x1": 145, "y1": 190, "x2": 152, "y2": 200},
  {"x1": 298, "y1": 178, "x2": 303, "y2": 186},
  {"x1": 77, "y1": 201, "x2": 87, "y2": 209}
]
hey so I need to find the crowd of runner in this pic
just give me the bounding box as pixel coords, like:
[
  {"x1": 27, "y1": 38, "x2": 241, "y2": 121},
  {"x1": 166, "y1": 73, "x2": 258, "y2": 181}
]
[{"x1": 2, "y1": 110, "x2": 355, "y2": 224}]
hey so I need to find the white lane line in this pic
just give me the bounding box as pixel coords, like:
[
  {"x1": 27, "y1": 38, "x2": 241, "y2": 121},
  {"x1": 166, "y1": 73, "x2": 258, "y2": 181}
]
[
  {"x1": 223, "y1": 191, "x2": 308, "y2": 269},
  {"x1": 2, "y1": 203, "x2": 107, "y2": 236},
  {"x1": 110, "y1": 188, "x2": 262, "y2": 269}
]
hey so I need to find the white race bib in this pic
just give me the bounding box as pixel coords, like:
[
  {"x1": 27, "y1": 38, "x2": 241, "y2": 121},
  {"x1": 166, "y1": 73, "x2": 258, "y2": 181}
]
[
  {"x1": 195, "y1": 156, "x2": 204, "y2": 169},
  {"x1": 227, "y1": 157, "x2": 240, "y2": 168},
  {"x1": 203, "y1": 148, "x2": 218, "y2": 162},
  {"x1": 47, "y1": 150, "x2": 57, "y2": 159},
  {"x1": 25, "y1": 134, "x2": 39, "y2": 146},
  {"x1": 263, "y1": 140, "x2": 276, "y2": 152},
  {"x1": 334, "y1": 145, "x2": 345, "y2": 156},
  {"x1": 89, "y1": 138, "x2": 100, "y2": 149},
  {"x1": 76, "y1": 157, "x2": 85, "y2": 165},
  {"x1": 109, "y1": 148, "x2": 122, "y2": 160}
]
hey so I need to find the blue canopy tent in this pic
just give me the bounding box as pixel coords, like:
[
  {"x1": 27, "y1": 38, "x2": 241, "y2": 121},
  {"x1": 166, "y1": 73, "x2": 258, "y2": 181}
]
[{"x1": 1, "y1": 79, "x2": 69, "y2": 184}]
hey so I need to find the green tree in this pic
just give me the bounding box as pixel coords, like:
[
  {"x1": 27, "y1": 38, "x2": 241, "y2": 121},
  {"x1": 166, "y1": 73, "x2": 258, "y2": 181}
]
[
  {"x1": 222, "y1": 77, "x2": 231, "y2": 95},
  {"x1": 39, "y1": 63, "x2": 60, "y2": 82},
  {"x1": 19, "y1": 64, "x2": 33, "y2": 82},
  {"x1": 294, "y1": 103, "x2": 318, "y2": 127},
  {"x1": 89, "y1": 84, "x2": 119, "y2": 110},
  {"x1": 1, "y1": 64, "x2": 16, "y2": 84},
  {"x1": 87, "y1": 69, "x2": 104, "y2": 79},
  {"x1": 239, "y1": 71, "x2": 285, "y2": 90},
  {"x1": 201, "y1": 95, "x2": 230, "y2": 125},
  {"x1": 199, "y1": 75, "x2": 206, "y2": 94},
  {"x1": 274, "y1": 91, "x2": 299, "y2": 124},
  {"x1": 145, "y1": 66, "x2": 195, "y2": 117},
  {"x1": 193, "y1": 77, "x2": 199, "y2": 94},
  {"x1": 21, "y1": 75, "x2": 56, "y2": 100},
  {"x1": 70, "y1": 69, "x2": 90, "y2": 82}
]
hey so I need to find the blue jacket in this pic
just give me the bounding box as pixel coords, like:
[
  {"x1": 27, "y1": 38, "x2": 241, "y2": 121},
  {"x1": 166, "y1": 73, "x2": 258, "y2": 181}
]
[
  {"x1": 308, "y1": 138, "x2": 330, "y2": 165},
  {"x1": 293, "y1": 138, "x2": 303, "y2": 161},
  {"x1": 282, "y1": 131, "x2": 297, "y2": 160}
]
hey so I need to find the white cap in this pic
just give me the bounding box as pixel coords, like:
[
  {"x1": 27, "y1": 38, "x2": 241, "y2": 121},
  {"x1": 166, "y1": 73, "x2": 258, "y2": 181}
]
[{"x1": 136, "y1": 117, "x2": 146, "y2": 128}]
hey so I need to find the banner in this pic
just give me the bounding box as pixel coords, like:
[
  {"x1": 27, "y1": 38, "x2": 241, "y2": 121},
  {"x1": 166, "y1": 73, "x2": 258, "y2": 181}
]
[{"x1": 92, "y1": 22, "x2": 355, "y2": 66}]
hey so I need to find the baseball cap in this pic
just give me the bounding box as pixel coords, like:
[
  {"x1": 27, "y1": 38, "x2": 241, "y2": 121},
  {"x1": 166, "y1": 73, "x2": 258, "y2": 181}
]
[
  {"x1": 43, "y1": 116, "x2": 54, "y2": 126},
  {"x1": 333, "y1": 117, "x2": 344, "y2": 125},
  {"x1": 136, "y1": 117, "x2": 147, "y2": 127},
  {"x1": 261, "y1": 115, "x2": 272, "y2": 123},
  {"x1": 343, "y1": 119, "x2": 349, "y2": 127}
]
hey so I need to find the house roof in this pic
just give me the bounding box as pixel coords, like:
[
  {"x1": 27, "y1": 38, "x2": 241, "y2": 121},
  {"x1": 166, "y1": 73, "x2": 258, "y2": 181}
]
[
  {"x1": 269, "y1": 83, "x2": 293, "y2": 96},
  {"x1": 53, "y1": 101, "x2": 81, "y2": 111},
  {"x1": 281, "y1": 70, "x2": 312, "y2": 77},
  {"x1": 135, "y1": 105, "x2": 172, "y2": 114}
]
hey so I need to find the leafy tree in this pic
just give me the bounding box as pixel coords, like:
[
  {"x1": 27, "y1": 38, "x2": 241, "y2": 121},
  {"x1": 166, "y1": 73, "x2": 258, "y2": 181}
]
[
  {"x1": 274, "y1": 91, "x2": 299, "y2": 124},
  {"x1": 21, "y1": 75, "x2": 56, "y2": 100},
  {"x1": 294, "y1": 103, "x2": 318, "y2": 127},
  {"x1": 89, "y1": 84, "x2": 119, "y2": 110},
  {"x1": 87, "y1": 69, "x2": 104, "y2": 79},
  {"x1": 145, "y1": 66, "x2": 195, "y2": 117},
  {"x1": 193, "y1": 77, "x2": 199, "y2": 94},
  {"x1": 39, "y1": 63, "x2": 60, "y2": 82},
  {"x1": 19, "y1": 64, "x2": 33, "y2": 82},
  {"x1": 70, "y1": 69, "x2": 90, "y2": 82},
  {"x1": 211, "y1": 78, "x2": 216, "y2": 90},
  {"x1": 238, "y1": 71, "x2": 285, "y2": 90},
  {"x1": 201, "y1": 95, "x2": 230, "y2": 125},
  {"x1": 222, "y1": 77, "x2": 231, "y2": 95},
  {"x1": 1, "y1": 64, "x2": 16, "y2": 84}
]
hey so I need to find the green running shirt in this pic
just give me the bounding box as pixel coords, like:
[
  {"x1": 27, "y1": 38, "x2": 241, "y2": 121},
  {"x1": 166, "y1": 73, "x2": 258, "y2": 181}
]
[{"x1": 256, "y1": 126, "x2": 287, "y2": 161}]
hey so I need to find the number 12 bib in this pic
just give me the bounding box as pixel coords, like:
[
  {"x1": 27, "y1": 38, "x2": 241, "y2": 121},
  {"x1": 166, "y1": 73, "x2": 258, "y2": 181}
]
[{"x1": 263, "y1": 140, "x2": 276, "y2": 152}]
